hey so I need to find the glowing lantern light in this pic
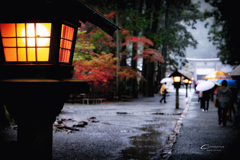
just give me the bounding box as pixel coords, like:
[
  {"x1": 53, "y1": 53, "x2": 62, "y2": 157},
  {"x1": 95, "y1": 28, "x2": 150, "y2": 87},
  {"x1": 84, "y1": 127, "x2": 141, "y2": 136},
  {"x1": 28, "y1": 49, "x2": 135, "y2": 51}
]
[
  {"x1": 0, "y1": 22, "x2": 76, "y2": 65},
  {"x1": 21, "y1": 23, "x2": 51, "y2": 47},
  {"x1": 174, "y1": 76, "x2": 181, "y2": 83},
  {"x1": 0, "y1": 23, "x2": 52, "y2": 62}
]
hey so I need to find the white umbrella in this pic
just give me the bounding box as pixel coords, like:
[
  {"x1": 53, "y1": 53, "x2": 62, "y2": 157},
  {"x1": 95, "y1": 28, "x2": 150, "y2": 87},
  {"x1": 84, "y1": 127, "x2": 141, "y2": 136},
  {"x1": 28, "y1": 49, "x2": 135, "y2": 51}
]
[
  {"x1": 160, "y1": 78, "x2": 173, "y2": 84},
  {"x1": 196, "y1": 81, "x2": 215, "y2": 91}
]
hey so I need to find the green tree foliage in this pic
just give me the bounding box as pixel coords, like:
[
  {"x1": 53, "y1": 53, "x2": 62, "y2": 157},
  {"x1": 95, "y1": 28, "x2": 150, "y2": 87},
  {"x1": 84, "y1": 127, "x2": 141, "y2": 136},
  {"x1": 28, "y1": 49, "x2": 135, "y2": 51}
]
[
  {"x1": 204, "y1": 0, "x2": 239, "y2": 65},
  {"x1": 79, "y1": 0, "x2": 201, "y2": 97},
  {"x1": 158, "y1": 0, "x2": 201, "y2": 70}
]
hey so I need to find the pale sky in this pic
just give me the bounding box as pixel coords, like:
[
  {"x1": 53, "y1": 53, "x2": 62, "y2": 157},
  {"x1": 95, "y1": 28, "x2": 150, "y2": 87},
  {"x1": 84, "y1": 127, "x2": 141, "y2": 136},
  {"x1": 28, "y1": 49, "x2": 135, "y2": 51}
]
[{"x1": 185, "y1": 0, "x2": 219, "y2": 59}]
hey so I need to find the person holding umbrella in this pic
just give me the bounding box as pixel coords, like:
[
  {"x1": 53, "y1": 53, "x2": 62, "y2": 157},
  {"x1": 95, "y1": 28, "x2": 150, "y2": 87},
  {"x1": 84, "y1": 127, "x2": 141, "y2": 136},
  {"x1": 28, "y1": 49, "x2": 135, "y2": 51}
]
[
  {"x1": 159, "y1": 82, "x2": 168, "y2": 103},
  {"x1": 216, "y1": 79, "x2": 237, "y2": 121},
  {"x1": 215, "y1": 80, "x2": 232, "y2": 126},
  {"x1": 196, "y1": 81, "x2": 215, "y2": 111}
]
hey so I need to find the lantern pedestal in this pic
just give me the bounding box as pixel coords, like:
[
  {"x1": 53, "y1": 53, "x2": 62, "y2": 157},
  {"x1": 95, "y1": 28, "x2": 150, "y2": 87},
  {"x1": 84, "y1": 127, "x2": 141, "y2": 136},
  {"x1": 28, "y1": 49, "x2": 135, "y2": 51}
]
[
  {"x1": 0, "y1": 79, "x2": 89, "y2": 159},
  {"x1": 176, "y1": 87, "x2": 179, "y2": 109},
  {"x1": 185, "y1": 83, "x2": 188, "y2": 97},
  {"x1": 173, "y1": 82, "x2": 181, "y2": 109},
  {"x1": 18, "y1": 122, "x2": 53, "y2": 159}
]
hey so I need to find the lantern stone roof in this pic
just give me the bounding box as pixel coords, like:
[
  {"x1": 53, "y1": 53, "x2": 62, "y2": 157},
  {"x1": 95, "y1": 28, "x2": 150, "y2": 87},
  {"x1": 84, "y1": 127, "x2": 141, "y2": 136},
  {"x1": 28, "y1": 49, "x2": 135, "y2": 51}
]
[
  {"x1": 169, "y1": 69, "x2": 192, "y2": 80},
  {"x1": 178, "y1": 70, "x2": 193, "y2": 80},
  {"x1": 0, "y1": 0, "x2": 120, "y2": 36},
  {"x1": 77, "y1": 1, "x2": 121, "y2": 36}
]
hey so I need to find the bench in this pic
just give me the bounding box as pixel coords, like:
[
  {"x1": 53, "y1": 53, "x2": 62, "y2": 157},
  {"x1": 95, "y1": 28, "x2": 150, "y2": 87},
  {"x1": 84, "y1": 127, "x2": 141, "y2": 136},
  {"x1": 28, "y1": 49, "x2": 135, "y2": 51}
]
[
  {"x1": 82, "y1": 98, "x2": 104, "y2": 104},
  {"x1": 82, "y1": 94, "x2": 106, "y2": 104},
  {"x1": 121, "y1": 95, "x2": 133, "y2": 101},
  {"x1": 67, "y1": 93, "x2": 106, "y2": 104},
  {"x1": 67, "y1": 93, "x2": 85, "y2": 103}
]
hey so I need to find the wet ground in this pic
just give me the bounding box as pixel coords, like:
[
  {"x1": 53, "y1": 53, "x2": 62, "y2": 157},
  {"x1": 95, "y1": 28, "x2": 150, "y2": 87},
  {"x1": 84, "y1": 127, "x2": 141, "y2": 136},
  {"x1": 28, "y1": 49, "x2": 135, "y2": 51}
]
[
  {"x1": 169, "y1": 92, "x2": 240, "y2": 160},
  {"x1": 52, "y1": 88, "x2": 190, "y2": 160},
  {"x1": 0, "y1": 88, "x2": 192, "y2": 160}
]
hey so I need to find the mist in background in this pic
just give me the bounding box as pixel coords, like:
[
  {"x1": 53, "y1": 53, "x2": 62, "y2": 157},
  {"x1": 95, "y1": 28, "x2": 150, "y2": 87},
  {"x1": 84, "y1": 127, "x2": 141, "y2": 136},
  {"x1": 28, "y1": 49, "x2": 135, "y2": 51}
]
[{"x1": 186, "y1": 0, "x2": 219, "y2": 59}]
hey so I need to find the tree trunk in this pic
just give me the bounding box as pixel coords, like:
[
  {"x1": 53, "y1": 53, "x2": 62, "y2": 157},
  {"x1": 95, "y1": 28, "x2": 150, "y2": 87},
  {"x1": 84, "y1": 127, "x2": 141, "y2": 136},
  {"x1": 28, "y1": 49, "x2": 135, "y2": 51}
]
[
  {"x1": 130, "y1": 0, "x2": 144, "y2": 98},
  {"x1": 160, "y1": 0, "x2": 170, "y2": 80},
  {"x1": 144, "y1": 0, "x2": 163, "y2": 97},
  {"x1": 140, "y1": 58, "x2": 147, "y2": 95},
  {"x1": 156, "y1": 62, "x2": 161, "y2": 92},
  {"x1": 131, "y1": 42, "x2": 138, "y2": 98},
  {"x1": 145, "y1": 61, "x2": 155, "y2": 97}
]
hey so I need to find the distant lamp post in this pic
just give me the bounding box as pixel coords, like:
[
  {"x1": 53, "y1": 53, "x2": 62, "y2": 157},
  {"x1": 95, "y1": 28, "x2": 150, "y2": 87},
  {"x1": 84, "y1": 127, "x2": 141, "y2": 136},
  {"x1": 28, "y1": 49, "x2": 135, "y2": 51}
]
[
  {"x1": 189, "y1": 80, "x2": 192, "y2": 92},
  {"x1": 173, "y1": 76, "x2": 181, "y2": 109},
  {"x1": 0, "y1": 1, "x2": 120, "y2": 159},
  {"x1": 184, "y1": 79, "x2": 189, "y2": 97},
  {"x1": 170, "y1": 69, "x2": 184, "y2": 109}
]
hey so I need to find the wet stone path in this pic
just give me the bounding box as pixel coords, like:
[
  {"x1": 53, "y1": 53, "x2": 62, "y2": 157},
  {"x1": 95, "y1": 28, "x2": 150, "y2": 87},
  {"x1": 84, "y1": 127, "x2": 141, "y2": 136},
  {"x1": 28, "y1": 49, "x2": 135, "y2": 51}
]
[
  {"x1": 169, "y1": 92, "x2": 240, "y2": 160},
  {"x1": 52, "y1": 89, "x2": 191, "y2": 160}
]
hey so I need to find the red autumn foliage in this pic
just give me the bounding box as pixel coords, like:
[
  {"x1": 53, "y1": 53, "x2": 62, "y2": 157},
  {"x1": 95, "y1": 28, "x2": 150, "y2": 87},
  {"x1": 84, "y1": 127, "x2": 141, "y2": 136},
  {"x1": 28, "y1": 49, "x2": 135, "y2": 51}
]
[
  {"x1": 120, "y1": 34, "x2": 164, "y2": 63},
  {"x1": 121, "y1": 29, "x2": 131, "y2": 36},
  {"x1": 118, "y1": 67, "x2": 141, "y2": 80},
  {"x1": 73, "y1": 14, "x2": 164, "y2": 87},
  {"x1": 121, "y1": 36, "x2": 154, "y2": 47},
  {"x1": 134, "y1": 48, "x2": 165, "y2": 63},
  {"x1": 74, "y1": 52, "x2": 117, "y2": 86},
  {"x1": 104, "y1": 12, "x2": 116, "y2": 18}
]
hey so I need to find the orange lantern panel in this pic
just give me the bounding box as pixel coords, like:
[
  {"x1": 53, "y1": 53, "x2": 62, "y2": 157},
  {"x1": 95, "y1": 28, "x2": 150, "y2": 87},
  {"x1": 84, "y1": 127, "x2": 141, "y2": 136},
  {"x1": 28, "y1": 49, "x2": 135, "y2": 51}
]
[{"x1": 0, "y1": 23, "x2": 51, "y2": 62}]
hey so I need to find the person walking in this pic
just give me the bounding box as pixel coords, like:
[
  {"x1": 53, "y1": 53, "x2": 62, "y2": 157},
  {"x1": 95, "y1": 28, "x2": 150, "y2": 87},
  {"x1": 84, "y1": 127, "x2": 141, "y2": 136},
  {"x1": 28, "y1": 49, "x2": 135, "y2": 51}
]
[
  {"x1": 199, "y1": 91, "x2": 203, "y2": 109},
  {"x1": 215, "y1": 80, "x2": 232, "y2": 126},
  {"x1": 159, "y1": 82, "x2": 167, "y2": 103},
  {"x1": 202, "y1": 91, "x2": 210, "y2": 112}
]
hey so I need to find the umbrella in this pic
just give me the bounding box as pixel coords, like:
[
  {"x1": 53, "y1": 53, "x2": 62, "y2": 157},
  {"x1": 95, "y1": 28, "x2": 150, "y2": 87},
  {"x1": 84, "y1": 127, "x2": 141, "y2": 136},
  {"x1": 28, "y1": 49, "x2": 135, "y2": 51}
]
[
  {"x1": 196, "y1": 81, "x2": 215, "y2": 91},
  {"x1": 204, "y1": 71, "x2": 232, "y2": 80},
  {"x1": 160, "y1": 78, "x2": 173, "y2": 84},
  {"x1": 207, "y1": 79, "x2": 219, "y2": 83},
  {"x1": 195, "y1": 80, "x2": 205, "y2": 85},
  {"x1": 215, "y1": 79, "x2": 237, "y2": 88}
]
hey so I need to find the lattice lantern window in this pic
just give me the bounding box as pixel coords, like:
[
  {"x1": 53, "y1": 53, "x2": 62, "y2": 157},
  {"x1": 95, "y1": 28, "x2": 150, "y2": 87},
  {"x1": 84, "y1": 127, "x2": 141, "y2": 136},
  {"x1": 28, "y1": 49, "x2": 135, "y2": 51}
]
[{"x1": 0, "y1": 23, "x2": 76, "y2": 65}]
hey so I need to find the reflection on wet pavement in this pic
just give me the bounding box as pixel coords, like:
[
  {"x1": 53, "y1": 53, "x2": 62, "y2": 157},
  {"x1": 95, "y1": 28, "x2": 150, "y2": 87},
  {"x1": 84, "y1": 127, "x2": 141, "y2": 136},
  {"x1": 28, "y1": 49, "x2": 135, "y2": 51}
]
[
  {"x1": 118, "y1": 92, "x2": 192, "y2": 160},
  {"x1": 118, "y1": 125, "x2": 163, "y2": 160}
]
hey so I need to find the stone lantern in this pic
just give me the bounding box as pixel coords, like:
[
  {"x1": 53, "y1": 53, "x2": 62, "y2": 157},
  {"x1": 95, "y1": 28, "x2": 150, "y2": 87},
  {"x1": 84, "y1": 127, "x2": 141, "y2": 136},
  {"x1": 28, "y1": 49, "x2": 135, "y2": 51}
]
[
  {"x1": 0, "y1": 0, "x2": 120, "y2": 159},
  {"x1": 169, "y1": 69, "x2": 191, "y2": 109}
]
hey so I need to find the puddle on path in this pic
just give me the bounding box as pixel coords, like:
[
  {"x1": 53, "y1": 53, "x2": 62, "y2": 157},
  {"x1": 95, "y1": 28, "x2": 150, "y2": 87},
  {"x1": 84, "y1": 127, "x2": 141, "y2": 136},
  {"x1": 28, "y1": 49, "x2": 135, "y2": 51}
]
[
  {"x1": 152, "y1": 112, "x2": 182, "y2": 115},
  {"x1": 117, "y1": 124, "x2": 164, "y2": 160}
]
